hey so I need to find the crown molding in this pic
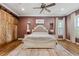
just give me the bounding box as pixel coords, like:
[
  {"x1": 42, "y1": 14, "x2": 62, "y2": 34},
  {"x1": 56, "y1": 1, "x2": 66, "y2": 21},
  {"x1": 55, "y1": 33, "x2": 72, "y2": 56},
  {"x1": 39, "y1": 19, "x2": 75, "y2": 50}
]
[{"x1": 0, "y1": 4, "x2": 19, "y2": 18}]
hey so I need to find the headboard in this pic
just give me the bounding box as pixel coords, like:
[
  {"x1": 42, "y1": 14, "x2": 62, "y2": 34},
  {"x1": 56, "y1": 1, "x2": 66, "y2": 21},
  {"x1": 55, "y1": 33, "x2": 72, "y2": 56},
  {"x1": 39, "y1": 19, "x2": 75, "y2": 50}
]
[{"x1": 32, "y1": 25, "x2": 48, "y2": 32}]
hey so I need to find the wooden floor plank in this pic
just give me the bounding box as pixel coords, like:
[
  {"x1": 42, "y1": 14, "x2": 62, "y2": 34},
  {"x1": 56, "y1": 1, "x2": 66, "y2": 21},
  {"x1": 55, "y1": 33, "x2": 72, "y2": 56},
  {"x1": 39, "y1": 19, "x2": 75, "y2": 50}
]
[
  {"x1": 0, "y1": 40, "x2": 22, "y2": 56},
  {"x1": 58, "y1": 40, "x2": 79, "y2": 55}
]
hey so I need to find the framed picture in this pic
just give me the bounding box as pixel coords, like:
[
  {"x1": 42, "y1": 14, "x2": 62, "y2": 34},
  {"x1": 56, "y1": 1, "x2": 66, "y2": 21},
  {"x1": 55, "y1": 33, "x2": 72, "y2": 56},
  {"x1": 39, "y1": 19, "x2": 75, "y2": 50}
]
[{"x1": 36, "y1": 19, "x2": 44, "y2": 25}]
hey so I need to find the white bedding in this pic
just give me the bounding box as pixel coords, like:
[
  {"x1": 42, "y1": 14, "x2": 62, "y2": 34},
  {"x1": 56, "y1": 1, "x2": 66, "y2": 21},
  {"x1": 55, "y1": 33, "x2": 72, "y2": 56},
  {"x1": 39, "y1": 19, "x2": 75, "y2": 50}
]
[
  {"x1": 24, "y1": 32, "x2": 56, "y2": 42},
  {"x1": 24, "y1": 32, "x2": 56, "y2": 41},
  {"x1": 23, "y1": 32, "x2": 57, "y2": 48}
]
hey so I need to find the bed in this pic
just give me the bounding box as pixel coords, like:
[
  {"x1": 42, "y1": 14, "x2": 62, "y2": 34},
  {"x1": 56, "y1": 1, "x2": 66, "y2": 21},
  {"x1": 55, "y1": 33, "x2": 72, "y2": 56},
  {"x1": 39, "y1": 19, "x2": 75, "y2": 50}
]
[{"x1": 23, "y1": 32, "x2": 57, "y2": 48}]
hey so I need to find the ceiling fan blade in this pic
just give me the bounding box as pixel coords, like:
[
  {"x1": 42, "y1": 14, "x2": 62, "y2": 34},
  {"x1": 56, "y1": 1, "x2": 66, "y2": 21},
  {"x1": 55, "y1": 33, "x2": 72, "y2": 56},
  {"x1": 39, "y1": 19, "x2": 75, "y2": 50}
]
[
  {"x1": 41, "y1": 3, "x2": 46, "y2": 6},
  {"x1": 46, "y1": 3, "x2": 56, "y2": 7},
  {"x1": 41, "y1": 3, "x2": 46, "y2": 5},
  {"x1": 33, "y1": 7, "x2": 41, "y2": 9},
  {"x1": 45, "y1": 8, "x2": 51, "y2": 12},
  {"x1": 40, "y1": 8, "x2": 44, "y2": 13}
]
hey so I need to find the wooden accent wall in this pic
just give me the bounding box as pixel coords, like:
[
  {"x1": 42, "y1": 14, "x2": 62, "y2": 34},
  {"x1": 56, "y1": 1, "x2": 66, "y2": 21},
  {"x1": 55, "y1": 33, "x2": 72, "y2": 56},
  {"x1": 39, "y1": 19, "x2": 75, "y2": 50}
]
[{"x1": 0, "y1": 9, "x2": 18, "y2": 46}]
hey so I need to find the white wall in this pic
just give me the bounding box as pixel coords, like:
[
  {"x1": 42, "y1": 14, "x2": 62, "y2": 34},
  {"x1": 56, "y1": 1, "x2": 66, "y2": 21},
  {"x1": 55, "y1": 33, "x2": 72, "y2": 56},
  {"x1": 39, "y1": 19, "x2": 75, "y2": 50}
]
[
  {"x1": 63, "y1": 17, "x2": 66, "y2": 39},
  {"x1": 56, "y1": 18, "x2": 58, "y2": 39},
  {"x1": 67, "y1": 15, "x2": 71, "y2": 39}
]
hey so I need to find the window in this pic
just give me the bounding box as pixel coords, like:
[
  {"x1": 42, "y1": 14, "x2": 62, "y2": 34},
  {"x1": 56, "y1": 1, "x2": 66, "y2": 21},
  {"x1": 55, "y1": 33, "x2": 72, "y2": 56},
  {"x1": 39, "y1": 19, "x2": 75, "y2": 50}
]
[
  {"x1": 76, "y1": 17, "x2": 79, "y2": 27},
  {"x1": 36, "y1": 19, "x2": 44, "y2": 25},
  {"x1": 58, "y1": 20, "x2": 64, "y2": 35},
  {"x1": 75, "y1": 16, "x2": 79, "y2": 38}
]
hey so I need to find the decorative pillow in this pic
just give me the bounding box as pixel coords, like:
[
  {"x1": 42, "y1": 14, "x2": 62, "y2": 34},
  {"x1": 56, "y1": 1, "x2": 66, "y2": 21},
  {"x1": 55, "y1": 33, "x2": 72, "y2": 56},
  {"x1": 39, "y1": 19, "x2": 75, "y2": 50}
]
[{"x1": 32, "y1": 25, "x2": 48, "y2": 32}]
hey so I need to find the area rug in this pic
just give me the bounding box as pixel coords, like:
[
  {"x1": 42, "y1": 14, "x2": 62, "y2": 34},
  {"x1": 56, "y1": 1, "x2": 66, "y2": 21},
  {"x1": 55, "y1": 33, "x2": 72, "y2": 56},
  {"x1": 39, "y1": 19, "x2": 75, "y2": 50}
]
[{"x1": 7, "y1": 43, "x2": 75, "y2": 56}]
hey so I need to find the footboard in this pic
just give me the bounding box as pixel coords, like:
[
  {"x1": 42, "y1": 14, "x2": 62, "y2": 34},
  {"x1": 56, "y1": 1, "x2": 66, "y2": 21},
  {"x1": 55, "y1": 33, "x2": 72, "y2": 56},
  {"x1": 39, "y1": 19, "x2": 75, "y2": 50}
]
[{"x1": 22, "y1": 39, "x2": 57, "y2": 48}]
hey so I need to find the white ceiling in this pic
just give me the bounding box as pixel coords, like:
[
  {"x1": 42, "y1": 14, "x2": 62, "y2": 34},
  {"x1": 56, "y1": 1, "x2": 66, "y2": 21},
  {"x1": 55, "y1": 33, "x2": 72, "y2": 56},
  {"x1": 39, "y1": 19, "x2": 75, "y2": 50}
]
[{"x1": 1, "y1": 3, "x2": 79, "y2": 16}]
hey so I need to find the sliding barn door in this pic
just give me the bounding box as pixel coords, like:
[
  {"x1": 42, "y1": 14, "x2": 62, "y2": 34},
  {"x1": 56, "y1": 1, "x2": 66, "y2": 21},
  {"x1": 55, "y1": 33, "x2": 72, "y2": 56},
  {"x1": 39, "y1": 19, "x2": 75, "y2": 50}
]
[
  {"x1": 0, "y1": 8, "x2": 18, "y2": 45},
  {"x1": 5, "y1": 12, "x2": 15, "y2": 43},
  {"x1": 13, "y1": 25, "x2": 18, "y2": 40},
  {"x1": 0, "y1": 9, "x2": 6, "y2": 45}
]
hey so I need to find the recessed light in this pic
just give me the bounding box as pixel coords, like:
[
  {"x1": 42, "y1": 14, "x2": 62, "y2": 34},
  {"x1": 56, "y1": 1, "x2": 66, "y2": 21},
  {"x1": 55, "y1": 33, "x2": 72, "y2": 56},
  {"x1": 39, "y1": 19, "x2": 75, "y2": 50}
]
[
  {"x1": 61, "y1": 8, "x2": 65, "y2": 11},
  {"x1": 21, "y1": 8, "x2": 24, "y2": 11}
]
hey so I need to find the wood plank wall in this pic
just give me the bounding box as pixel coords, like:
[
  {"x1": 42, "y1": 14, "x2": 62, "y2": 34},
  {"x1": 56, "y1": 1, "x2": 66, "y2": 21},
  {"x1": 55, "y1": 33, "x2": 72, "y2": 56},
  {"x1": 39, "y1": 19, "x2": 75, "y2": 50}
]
[{"x1": 0, "y1": 8, "x2": 18, "y2": 46}]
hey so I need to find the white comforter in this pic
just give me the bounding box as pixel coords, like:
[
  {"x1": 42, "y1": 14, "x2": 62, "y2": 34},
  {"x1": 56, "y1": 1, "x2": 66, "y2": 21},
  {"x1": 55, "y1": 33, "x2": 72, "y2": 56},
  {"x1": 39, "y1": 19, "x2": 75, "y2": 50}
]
[
  {"x1": 24, "y1": 32, "x2": 56, "y2": 42},
  {"x1": 23, "y1": 32, "x2": 57, "y2": 48}
]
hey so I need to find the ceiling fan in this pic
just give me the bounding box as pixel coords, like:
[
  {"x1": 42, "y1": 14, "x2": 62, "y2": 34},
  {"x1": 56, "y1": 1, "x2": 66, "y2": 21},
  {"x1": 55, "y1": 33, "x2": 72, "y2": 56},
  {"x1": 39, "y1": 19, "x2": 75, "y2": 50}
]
[{"x1": 33, "y1": 3, "x2": 56, "y2": 13}]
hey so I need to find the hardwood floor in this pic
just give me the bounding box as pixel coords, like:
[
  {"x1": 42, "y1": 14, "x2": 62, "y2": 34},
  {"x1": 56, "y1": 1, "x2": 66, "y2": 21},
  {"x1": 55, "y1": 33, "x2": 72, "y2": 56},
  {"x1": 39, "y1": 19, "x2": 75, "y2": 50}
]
[
  {"x1": 0, "y1": 39, "x2": 79, "y2": 56},
  {"x1": 0, "y1": 40, "x2": 22, "y2": 56},
  {"x1": 58, "y1": 40, "x2": 79, "y2": 55}
]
